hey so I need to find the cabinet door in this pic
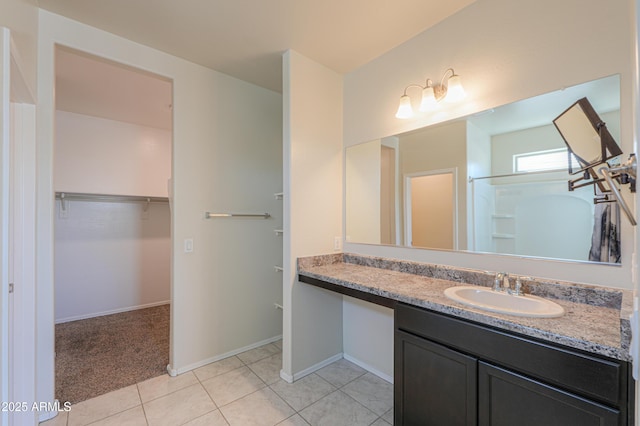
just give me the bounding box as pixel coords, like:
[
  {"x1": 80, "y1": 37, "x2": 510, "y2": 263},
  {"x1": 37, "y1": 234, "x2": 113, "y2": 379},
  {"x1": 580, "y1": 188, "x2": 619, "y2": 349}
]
[
  {"x1": 395, "y1": 330, "x2": 477, "y2": 426},
  {"x1": 478, "y1": 362, "x2": 620, "y2": 426}
]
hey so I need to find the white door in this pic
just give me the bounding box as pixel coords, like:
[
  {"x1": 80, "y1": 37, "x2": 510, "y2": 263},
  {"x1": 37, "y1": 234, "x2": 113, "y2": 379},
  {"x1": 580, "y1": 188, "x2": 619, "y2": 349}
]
[
  {"x1": 404, "y1": 169, "x2": 457, "y2": 250},
  {"x1": 2, "y1": 26, "x2": 39, "y2": 425},
  {"x1": 8, "y1": 102, "x2": 37, "y2": 425},
  {"x1": 0, "y1": 27, "x2": 12, "y2": 426}
]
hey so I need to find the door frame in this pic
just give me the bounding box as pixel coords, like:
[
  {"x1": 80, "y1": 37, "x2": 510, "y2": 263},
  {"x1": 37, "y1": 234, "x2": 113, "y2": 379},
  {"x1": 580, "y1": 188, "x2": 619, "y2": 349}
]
[
  {"x1": 403, "y1": 168, "x2": 458, "y2": 250},
  {"x1": 2, "y1": 27, "x2": 39, "y2": 424},
  {"x1": 0, "y1": 27, "x2": 11, "y2": 426}
]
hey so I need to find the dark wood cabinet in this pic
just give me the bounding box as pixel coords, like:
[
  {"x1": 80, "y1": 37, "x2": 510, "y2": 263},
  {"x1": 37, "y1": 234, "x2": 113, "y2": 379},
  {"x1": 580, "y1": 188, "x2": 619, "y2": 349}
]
[
  {"x1": 396, "y1": 330, "x2": 477, "y2": 426},
  {"x1": 478, "y1": 362, "x2": 620, "y2": 426},
  {"x1": 395, "y1": 303, "x2": 633, "y2": 426}
]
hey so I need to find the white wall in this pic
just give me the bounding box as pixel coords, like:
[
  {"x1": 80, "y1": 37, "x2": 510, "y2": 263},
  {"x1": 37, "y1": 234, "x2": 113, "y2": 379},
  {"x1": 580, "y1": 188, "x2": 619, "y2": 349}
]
[
  {"x1": 342, "y1": 0, "x2": 633, "y2": 381},
  {"x1": 491, "y1": 125, "x2": 566, "y2": 176},
  {"x1": 37, "y1": 10, "x2": 283, "y2": 412},
  {"x1": 465, "y1": 122, "x2": 491, "y2": 180},
  {"x1": 54, "y1": 111, "x2": 172, "y2": 197},
  {"x1": 399, "y1": 120, "x2": 467, "y2": 249},
  {"x1": 53, "y1": 111, "x2": 172, "y2": 323},
  {"x1": 490, "y1": 110, "x2": 620, "y2": 176},
  {"x1": 466, "y1": 121, "x2": 491, "y2": 251},
  {"x1": 342, "y1": 297, "x2": 393, "y2": 380},
  {"x1": 344, "y1": 0, "x2": 633, "y2": 286},
  {"x1": 54, "y1": 201, "x2": 171, "y2": 322},
  {"x1": 345, "y1": 139, "x2": 381, "y2": 244},
  {"x1": 0, "y1": 0, "x2": 37, "y2": 97},
  {"x1": 282, "y1": 50, "x2": 343, "y2": 379}
]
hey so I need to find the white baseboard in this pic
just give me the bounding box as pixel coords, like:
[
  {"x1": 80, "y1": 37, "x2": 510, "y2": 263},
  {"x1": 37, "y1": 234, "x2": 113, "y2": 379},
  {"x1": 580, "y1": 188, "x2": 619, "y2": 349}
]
[
  {"x1": 280, "y1": 352, "x2": 344, "y2": 383},
  {"x1": 39, "y1": 410, "x2": 57, "y2": 423},
  {"x1": 37, "y1": 399, "x2": 62, "y2": 423},
  {"x1": 55, "y1": 300, "x2": 170, "y2": 324},
  {"x1": 167, "y1": 334, "x2": 283, "y2": 376},
  {"x1": 279, "y1": 369, "x2": 294, "y2": 383},
  {"x1": 343, "y1": 353, "x2": 394, "y2": 384}
]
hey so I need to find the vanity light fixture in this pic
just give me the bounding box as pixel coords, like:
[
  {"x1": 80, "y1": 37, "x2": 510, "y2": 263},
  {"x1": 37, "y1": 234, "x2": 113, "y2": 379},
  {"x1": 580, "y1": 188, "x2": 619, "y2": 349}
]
[{"x1": 395, "y1": 68, "x2": 466, "y2": 119}]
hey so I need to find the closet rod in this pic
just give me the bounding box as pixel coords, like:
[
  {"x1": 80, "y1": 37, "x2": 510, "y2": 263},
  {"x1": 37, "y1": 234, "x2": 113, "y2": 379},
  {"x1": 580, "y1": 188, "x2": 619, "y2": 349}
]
[
  {"x1": 55, "y1": 192, "x2": 169, "y2": 203},
  {"x1": 205, "y1": 212, "x2": 271, "y2": 219}
]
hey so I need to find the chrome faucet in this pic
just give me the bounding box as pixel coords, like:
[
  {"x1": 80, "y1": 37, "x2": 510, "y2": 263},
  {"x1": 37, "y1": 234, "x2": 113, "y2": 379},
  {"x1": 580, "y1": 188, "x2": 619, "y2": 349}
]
[
  {"x1": 502, "y1": 273, "x2": 511, "y2": 293},
  {"x1": 513, "y1": 276, "x2": 529, "y2": 296},
  {"x1": 494, "y1": 272, "x2": 527, "y2": 296},
  {"x1": 493, "y1": 272, "x2": 507, "y2": 292}
]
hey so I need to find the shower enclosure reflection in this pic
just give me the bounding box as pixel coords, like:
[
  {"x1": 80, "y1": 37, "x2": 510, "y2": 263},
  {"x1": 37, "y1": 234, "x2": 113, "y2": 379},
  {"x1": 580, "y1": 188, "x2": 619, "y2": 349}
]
[{"x1": 345, "y1": 75, "x2": 625, "y2": 263}]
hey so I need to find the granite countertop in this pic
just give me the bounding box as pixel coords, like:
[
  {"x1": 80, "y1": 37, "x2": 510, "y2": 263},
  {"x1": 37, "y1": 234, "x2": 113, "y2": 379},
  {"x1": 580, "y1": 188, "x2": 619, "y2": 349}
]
[{"x1": 298, "y1": 253, "x2": 633, "y2": 361}]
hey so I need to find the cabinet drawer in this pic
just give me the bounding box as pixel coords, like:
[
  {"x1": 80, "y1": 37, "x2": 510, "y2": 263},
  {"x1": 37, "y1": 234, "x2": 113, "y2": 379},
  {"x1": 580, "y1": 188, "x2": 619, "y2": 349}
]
[
  {"x1": 396, "y1": 303, "x2": 627, "y2": 407},
  {"x1": 478, "y1": 362, "x2": 620, "y2": 426}
]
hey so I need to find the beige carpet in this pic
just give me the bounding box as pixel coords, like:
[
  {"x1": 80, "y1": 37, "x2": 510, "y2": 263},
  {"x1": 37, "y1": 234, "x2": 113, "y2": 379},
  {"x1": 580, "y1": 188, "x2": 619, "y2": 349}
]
[{"x1": 55, "y1": 304, "x2": 170, "y2": 404}]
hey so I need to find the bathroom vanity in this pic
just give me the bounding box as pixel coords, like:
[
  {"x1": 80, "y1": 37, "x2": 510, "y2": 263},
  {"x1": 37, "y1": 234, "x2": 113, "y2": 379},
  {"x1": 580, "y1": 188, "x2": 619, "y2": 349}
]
[
  {"x1": 396, "y1": 303, "x2": 630, "y2": 425},
  {"x1": 298, "y1": 253, "x2": 634, "y2": 426}
]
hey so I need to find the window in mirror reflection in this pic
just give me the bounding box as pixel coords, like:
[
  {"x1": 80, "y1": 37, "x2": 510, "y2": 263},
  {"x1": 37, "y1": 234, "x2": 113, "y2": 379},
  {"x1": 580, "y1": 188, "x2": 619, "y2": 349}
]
[
  {"x1": 345, "y1": 74, "x2": 623, "y2": 264},
  {"x1": 514, "y1": 148, "x2": 581, "y2": 173}
]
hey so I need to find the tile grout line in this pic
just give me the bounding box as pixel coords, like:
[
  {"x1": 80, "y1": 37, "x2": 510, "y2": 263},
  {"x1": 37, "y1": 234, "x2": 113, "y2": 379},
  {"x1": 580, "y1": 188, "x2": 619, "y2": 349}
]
[
  {"x1": 60, "y1": 342, "x2": 392, "y2": 426},
  {"x1": 192, "y1": 345, "x2": 298, "y2": 425},
  {"x1": 135, "y1": 384, "x2": 150, "y2": 426},
  {"x1": 248, "y1": 347, "x2": 308, "y2": 422},
  {"x1": 331, "y1": 370, "x2": 390, "y2": 423},
  {"x1": 267, "y1": 372, "x2": 337, "y2": 414},
  {"x1": 73, "y1": 389, "x2": 141, "y2": 426},
  {"x1": 216, "y1": 406, "x2": 232, "y2": 426},
  {"x1": 193, "y1": 356, "x2": 244, "y2": 385}
]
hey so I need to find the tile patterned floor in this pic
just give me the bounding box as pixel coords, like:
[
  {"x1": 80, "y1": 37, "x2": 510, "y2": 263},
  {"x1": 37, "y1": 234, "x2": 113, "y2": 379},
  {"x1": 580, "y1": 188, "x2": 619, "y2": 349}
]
[{"x1": 41, "y1": 341, "x2": 394, "y2": 426}]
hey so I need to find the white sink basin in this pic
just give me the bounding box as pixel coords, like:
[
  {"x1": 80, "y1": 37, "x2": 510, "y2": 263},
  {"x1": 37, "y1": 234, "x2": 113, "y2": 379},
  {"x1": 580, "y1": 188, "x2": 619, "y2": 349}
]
[{"x1": 444, "y1": 285, "x2": 565, "y2": 318}]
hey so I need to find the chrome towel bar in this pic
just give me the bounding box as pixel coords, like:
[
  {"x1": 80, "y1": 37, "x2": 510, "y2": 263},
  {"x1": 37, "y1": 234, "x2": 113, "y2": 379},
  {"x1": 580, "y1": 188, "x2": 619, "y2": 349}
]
[{"x1": 205, "y1": 212, "x2": 271, "y2": 219}]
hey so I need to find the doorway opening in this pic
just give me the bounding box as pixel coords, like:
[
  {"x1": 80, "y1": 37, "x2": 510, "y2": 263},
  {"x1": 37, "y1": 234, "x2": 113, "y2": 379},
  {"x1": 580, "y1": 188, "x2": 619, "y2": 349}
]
[
  {"x1": 53, "y1": 46, "x2": 173, "y2": 404},
  {"x1": 404, "y1": 169, "x2": 457, "y2": 250}
]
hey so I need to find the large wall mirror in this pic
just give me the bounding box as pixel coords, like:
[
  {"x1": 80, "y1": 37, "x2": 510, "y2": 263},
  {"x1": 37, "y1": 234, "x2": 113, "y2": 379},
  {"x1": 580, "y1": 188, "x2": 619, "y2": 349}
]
[{"x1": 345, "y1": 74, "x2": 625, "y2": 264}]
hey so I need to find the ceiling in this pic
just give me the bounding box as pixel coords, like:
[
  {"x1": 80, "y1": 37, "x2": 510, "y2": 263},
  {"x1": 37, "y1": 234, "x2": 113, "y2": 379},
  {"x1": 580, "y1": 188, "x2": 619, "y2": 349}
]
[
  {"x1": 38, "y1": 0, "x2": 476, "y2": 93},
  {"x1": 56, "y1": 47, "x2": 173, "y2": 130},
  {"x1": 467, "y1": 75, "x2": 620, "y2": 136}
]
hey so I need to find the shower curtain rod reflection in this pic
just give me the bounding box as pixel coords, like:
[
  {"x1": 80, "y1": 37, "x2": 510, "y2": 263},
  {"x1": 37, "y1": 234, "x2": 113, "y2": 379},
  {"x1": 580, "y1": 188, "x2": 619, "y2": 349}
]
[
  {"x1": 205, "y1": 212, "x2": 271, "y2": 219},
  {"x1": 468, "y1": 169, "x2": 570, "y2": 182}
]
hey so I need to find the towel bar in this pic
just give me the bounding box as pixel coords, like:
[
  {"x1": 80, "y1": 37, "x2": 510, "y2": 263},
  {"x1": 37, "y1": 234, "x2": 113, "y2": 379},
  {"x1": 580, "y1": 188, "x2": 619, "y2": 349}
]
[{"x1": 205, "y1": 212, "x2": 271, "y2": 219}]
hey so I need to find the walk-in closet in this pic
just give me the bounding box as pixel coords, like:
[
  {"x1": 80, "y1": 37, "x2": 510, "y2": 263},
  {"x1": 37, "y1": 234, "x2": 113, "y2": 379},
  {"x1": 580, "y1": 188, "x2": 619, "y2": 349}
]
[{"x1": 53, "y1": 46, "x2": 173, "y2": 403}]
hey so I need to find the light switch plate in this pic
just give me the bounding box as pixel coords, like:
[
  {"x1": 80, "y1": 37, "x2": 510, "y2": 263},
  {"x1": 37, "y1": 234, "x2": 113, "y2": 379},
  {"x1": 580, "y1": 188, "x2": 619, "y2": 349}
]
[{"x1": 184, "y1": 238, "x2": 194, "y2": 253}]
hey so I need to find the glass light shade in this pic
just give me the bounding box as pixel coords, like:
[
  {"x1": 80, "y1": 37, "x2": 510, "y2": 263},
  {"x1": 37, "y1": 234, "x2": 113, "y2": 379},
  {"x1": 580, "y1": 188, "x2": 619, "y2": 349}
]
[
  {"x1": 444, "y1": 74, "x2": 466, "y2": 103},
  {"x1": 419, "y1": 86, "x2": 439, "y2": 112},
  {"x1": 395, "y1": 95, "x2": 414, "y2": 119}
]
